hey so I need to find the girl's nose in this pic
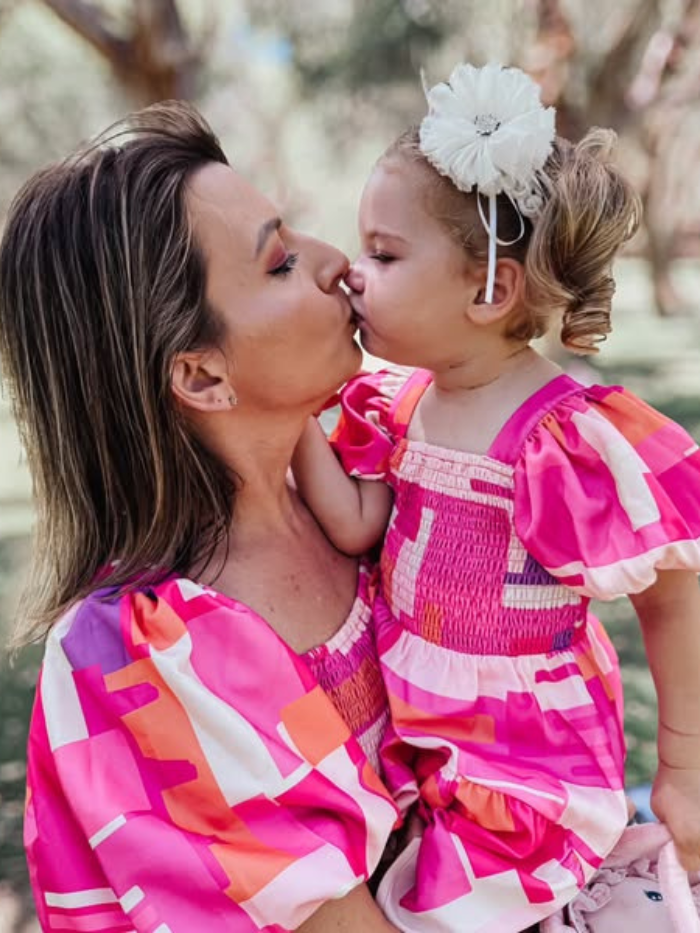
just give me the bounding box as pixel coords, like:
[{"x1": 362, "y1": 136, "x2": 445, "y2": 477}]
[{"x1": 344, "y1": 263, "x2": 364, "y2": 294}]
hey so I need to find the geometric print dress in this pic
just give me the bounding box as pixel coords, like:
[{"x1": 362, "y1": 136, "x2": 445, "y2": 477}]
[
  {"x1": 24, "y1": 563, "x2": 399, "y2": 932},
  {"x1": 331, "y1": 367, "x2": 700, "y2": 933}
]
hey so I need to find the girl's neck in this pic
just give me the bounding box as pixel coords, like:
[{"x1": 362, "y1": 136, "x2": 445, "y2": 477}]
[
  {"x1": 409, "y1": 347, "x2": 562, "y2": 455},
  {"x1": 431, "y1": 343, "x2": 537, "y2": 396}
]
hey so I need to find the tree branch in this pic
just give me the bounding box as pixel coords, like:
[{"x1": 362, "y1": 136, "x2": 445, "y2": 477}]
[{"x1": 40, "y1": 0, "x2": 129, "y2": 65}]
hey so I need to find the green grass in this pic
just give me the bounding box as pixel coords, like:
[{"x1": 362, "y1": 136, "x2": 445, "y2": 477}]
[{"x1": 0, "y1": 536, "x2": 39, "y2": 923}]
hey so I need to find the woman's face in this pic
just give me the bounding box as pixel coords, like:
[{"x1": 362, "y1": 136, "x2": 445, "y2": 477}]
[{"x1": 186, "y1": 163, "x2": 360, "y2": 412}]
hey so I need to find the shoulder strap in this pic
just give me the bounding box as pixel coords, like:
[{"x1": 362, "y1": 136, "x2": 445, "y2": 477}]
[
  {"x1": 385, "y1": 368, "x2": 432, "y2": 440},
  {"x1": 487, "y1": 374, "x2": 584, "y2": 464}
]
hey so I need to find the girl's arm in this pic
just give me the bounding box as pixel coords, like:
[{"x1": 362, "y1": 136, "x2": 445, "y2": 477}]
[
  {"x1": 293, "y1": 416, "x2": 393, "y2": 555},
  {"x1": 631, "y1": 568, "x2": 700, "y2": 871},
  {"x1": 297, "y1": 884, "x2": 399, "y2": 933}
]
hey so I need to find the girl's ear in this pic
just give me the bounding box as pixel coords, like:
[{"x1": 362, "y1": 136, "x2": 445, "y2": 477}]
[
  {"x1": 171, "y1": 348, "x2": 235, "y2": 413},
  {"x1": 467, "y1": 258, "x2": 525, "y2": 326}
]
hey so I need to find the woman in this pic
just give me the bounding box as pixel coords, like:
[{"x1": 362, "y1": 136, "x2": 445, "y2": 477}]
[{"x1": 0, "y1": 101, "x2": 400, "y2": 931}]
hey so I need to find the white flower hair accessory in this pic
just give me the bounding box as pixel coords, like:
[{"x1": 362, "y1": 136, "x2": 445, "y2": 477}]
[{"x1": 419, "y1": 62, "x2": 556, "y2": 302}]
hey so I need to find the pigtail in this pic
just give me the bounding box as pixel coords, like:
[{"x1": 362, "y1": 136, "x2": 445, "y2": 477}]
[{"x1": 525, "y1": 129, "x2": 642, "y2": 354}]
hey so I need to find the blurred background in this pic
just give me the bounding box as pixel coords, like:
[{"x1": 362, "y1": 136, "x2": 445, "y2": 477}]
[{"x1": 0, "y1": 0, "x2": 699, "y2": 928}]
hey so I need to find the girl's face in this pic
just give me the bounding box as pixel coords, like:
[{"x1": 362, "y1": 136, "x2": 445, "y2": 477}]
[
  {"x1": 187, "y1": 163, "x2": 360, "y2": 412},
  {"x1": 346, "y1": 160, "x2": 480, "y2": 368}
]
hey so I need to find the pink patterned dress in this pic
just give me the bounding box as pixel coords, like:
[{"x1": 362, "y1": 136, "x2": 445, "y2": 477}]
[
  {"x1": 25, "y1": 559, "x2": 399, "y2": 932},
  {"x1": 331, "y1": 368, "x2": 700, "y2": 933}
]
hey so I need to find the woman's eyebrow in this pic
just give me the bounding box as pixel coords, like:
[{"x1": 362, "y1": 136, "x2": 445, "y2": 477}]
[{"x1": 255, "y1": 216, "x2": 282, "y2": 258}]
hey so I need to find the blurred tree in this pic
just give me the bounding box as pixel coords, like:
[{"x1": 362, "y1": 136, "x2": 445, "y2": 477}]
[
  {"x1": 629, "y1": 0, "x2": 700, "y2": 315},
  {"x1": 527, "y1": 0, "x2": 700, "y2": 316},
  {"x1": 249, "y1": 0, "x2": 446, "y2": 91},
  {"x1": 249, "y1": 0, "x2": 700, "y2": 319},
  {"x1": 40, "y1": 0, "x2": 215, "y2": 103}
]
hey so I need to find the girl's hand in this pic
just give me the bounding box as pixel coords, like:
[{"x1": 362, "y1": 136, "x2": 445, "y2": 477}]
[{"x1": 651, "y1": 761, "x2": 700, "y2": 871}]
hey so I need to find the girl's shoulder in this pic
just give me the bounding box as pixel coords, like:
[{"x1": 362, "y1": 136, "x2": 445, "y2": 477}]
[
  {"x1": 510, "y1": 377, "x2": 700, "y2": 599},
  {"x1": 515, "y1": 377, "x2": 696, "y2": 474},
  {"x1": 330, "y1": 366, "x2": 430, "y2": 480},
  {"x1": 337, "y1": 365, "x2": 429, "y2": 426}
]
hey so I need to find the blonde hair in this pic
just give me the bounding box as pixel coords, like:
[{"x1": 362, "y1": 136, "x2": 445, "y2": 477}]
[
  {"x1": 0, "y1": 101, "x2": 234, "y2": 647},
  {"x1": 384, "y1": 125, "x2": 642, "y2": 353}
]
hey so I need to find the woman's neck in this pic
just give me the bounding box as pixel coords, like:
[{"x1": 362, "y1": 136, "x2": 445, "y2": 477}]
[{"x1": 193, "y1": 406, "x2": 310, "y2": 536}]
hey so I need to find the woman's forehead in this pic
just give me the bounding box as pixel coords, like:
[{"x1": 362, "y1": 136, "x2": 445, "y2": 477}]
[{"x1": 186, "y1": 162, "x2": 276, "y2": 252}]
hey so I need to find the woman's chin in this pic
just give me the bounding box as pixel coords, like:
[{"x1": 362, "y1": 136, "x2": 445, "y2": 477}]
[{"x1": 328, "y1": 338, "x2": 363, "y2": 390}]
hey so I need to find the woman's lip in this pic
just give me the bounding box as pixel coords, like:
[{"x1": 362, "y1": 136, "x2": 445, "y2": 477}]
[{"x1": 349, "y1": 300, "x2": 364, "y2": 322}]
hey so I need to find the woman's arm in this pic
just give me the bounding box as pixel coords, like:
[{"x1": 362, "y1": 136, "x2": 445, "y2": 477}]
[
  {"x1": 298, "y1": 884, "x2": 399, "y2": 933},
  {"x1": 631, "y1": 569, "x2": 700, "y2": 870},
  {"x1": 292, "y1": 417, "x2": 393, "y2": 554}
]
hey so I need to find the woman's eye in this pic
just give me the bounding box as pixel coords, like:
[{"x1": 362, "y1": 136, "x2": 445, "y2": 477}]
[
  {"x1": 269, "y1": 252, "x2": 299, "y2": 277},
  {"x1": 371, "y1": 253, "x2": 394, "y2": 264}
]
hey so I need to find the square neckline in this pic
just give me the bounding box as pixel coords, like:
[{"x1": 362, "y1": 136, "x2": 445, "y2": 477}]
[{"x1": 387, "y1": 369, "x2": 586, "y2": 466}]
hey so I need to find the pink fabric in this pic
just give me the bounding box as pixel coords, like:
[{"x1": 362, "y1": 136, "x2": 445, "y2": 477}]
[
  {"x1": 301, "y1": 561, "x2": 390, "y2": 773},
  {"x1": 25, "y1": 563, "x2": 399, "y2": 932},
  {"x1": 331, "y1": 367, "x2": 700, "y2": 933}
]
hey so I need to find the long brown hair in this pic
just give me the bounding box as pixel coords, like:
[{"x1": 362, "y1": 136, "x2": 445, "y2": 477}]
[
  {"x1": 0, "y1": 101, "x2": 234, "y2": 647},
  {"x1": 384, "y1": 125, "x2": 642, "y2": 353}
]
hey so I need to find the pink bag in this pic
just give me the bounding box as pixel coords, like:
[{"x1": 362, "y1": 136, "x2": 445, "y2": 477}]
[{"x1": 540, "y1": 823, "x2": 700, "y2": 933}]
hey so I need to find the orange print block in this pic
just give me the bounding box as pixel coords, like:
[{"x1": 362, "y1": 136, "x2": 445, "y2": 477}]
[
  {"x1": 390, "y1": 693, "x2": 496, "y2": 746},
  {"x1": 130, "y1": 592, "x2": 187, "y2": 651},
  {"x1": 420, "y1": 603, "x2": 444, "y2": 645},
  {"x1": 455, "y1": 780, "x2": 516, "y2": 833},
  {"x1": 212, "y1": 834, "x2": 298, "y2": 904},
  {"x1": 542, "y1": 413, "x2": 566, "y2": 447},
  {"x1": 281, "y1": 685, "x2": 351, "y2": 765},
  {"x1": 600, "y1": 391, "x2": 661, "y2": 446},
  {"x1": 575, "y1": 642, "x2": 617, "y2": 702}
]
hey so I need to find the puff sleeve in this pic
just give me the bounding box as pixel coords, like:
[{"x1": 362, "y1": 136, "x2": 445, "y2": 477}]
[
  {"x1": 329, "y1": 369, "x2": 413, "y2": 480},
  {"x1": 25, "y1": 580, "x2": 399, "y2": 932},
  {"x1": 514, "y1": 384, "x2": 700, "y2": 600}
]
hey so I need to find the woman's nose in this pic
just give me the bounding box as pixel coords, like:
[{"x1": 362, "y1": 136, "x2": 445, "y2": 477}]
[
  {"x1": 344, "y1": 263, "x2": 364, "y2": 294},
  {"x1": 316, "y1": 240, "x2": 350, "y2": 293}
]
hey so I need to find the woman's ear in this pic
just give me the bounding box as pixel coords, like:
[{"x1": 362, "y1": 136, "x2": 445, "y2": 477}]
[
  {"x1": 468, "y1": 258, "x2": 525, "y2": 326},
  {"x1": 171, "y1": 349, "x2": 236, "y2": 413}
]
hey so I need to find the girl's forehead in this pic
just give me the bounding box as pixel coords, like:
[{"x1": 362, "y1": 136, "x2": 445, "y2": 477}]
[
  {"x1": 358, "y1": 161, "x2": 432, "y2": 239},
  {"x1": 360, "y1": 161, "x2": 430, "y2": 226}
]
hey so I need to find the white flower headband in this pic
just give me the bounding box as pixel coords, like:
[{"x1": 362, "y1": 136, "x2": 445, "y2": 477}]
[{"x1": 419, "y1": 62, "x2": 556, "y2": 303}]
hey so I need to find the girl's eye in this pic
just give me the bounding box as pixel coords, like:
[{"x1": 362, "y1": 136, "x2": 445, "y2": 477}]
[
  {"x1": 371, "y1": 252, "x2": 394, "y2": 264},
  {"x1": 269, "y1": 252, "x2": 299, "y2": 277}
]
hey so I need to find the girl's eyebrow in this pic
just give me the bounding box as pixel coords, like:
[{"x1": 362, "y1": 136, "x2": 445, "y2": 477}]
[
  {"x1": 365, "y1": 228, "x2": 408, "y2": 243},
  {"x1": 255, "y1": 216, "x2": 282, "y2": 258}
]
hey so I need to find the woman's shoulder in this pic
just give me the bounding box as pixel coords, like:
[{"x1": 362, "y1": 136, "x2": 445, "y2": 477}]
[
  {"x1": 47, "y1": 575, "x2": 309, "y2": 682},
  {"x1": 29, "y1": 571, "x2": 399, "y2": 932}
]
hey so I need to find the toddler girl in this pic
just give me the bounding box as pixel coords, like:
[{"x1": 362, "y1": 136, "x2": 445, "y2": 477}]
[{"x1": 293, "y1": 63, "x2": 700, "y2": 932}]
